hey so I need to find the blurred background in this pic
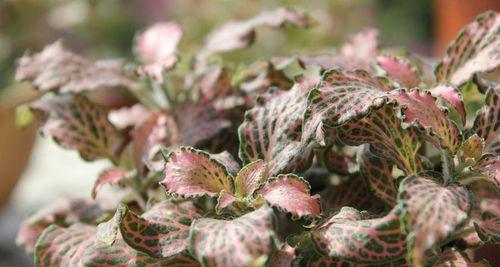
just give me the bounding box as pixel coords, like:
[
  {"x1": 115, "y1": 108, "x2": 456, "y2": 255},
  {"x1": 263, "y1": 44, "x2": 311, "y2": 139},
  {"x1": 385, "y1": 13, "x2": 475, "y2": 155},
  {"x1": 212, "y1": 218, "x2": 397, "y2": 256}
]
[{"x1": 0, "y1": 0, "x2": 498, "y2": 266}]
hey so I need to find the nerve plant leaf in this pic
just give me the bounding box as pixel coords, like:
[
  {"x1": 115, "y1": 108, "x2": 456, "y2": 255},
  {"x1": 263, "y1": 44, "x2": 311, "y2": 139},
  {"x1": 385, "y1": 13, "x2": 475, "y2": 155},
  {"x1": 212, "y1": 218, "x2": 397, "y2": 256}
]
[
  {"x1": 256, "y1": 174, "x2": 321, "y2": 218},
  {"x1": 398, "y1": 174, "x2": 472, "y2": 265},
  {"x1": 195, "y1": 7, "x2": 313, "y2": 70},
  {"x1": 35, "y1": 224, "x2": 199, "y2": 267},
  {"x1": 119, "y1": 201, "x2": 202, "y2": 258},
  {"x1": 359, "y1": 147, "x2": 398, "y2": 207},
  {"x1": 234, "y1": 160, "x2": 267, "y2": 197},
  {"x1": 239, "y1": 82, "x2": 314, "y2": 176},
  {"x1": 268, "y1": 244, "x2": 296, "y2": 267},
  {"x1": 16, "y1": 41, "x2": 135, "y2": 93},
  {"x1": 161, "y1": 147, "x2": 233, "y2": 198},
  {"x1": 189, "y1": 205, "x2": 278, "y2": 266},
  {"x1": 311, "y1": 207, "x2": 406, "y2": 264},
  {"x1": 135, "y1": 21, "x2": 183, "y2": 81},
  {"x1": 389, "y1": 89, "x2": 462, "y2": 153},
  {"x1": 30, "y1": 94, "x2": 123, "y2": 162},
  {"x1": 91, "y1": 168, "x2": 131, "y2": 199},
  {"x1": 303, "y1": 68, "x2": 392, "y2": 143},
  {"x1": 435, "y1": 10, "x2": 500, "y2": 86},
  {"x1": 472, "y1": 185, "x2": 500, "y2": 243},
  {"x1": 430, "y1": 84, "x2": 466, "y2": 124},
  {"x1": 377, "y1": 55, "x2": 420, "y2": 88},
  {"x1": 472, "y1": 87, "x2": 499, "y2": 155},
  {"x1": 433, "y1": 248, "x2": 490, "y2": 267},
  {"x1": 336, "y1": 103, "x2": 424, "y2": 175}
]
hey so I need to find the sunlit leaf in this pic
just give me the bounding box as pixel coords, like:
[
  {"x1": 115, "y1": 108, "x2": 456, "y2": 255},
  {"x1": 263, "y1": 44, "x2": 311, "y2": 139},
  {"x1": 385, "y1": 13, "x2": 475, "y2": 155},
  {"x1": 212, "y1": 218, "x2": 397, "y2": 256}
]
[
  {"x1": 472, "y1": 87, "x2": 499, "y2": 155},
  {"x1": 398, "y1": 174, "x2": 472, "y2": 265},
  {"x1": 435, "y1": 11, "x2": 500, "y2": 86},
  {"x1": 189, "y1": 205, "x2": 278, "y2": 266},
  {"x1": 311, "y1": 207, "x2": 406, "y2": 264},
  {"x1": 30, "y1": 94, "x2": 124, "y2": 162},
  {"x1": 135, "y1": 21, "x2": 183, "y2": 81},
  {"x1": 160, "y1": 147, "x2": 233, "y2": 198},
  {"x1": 256, "y1": 174, "x2": 321, "y2": 218},
  {"x1": 377, "y1": 55, "x2": 420, "y2": 88},
  {"x1": 16, "y1": 41, "x2": 136, "y2": 93},
  {"x1": 389, "y1": 89, "x2": 462, "y2": 153},
  {"x1": 239, "y1": 82, "x2": 314, "y2": 176}
]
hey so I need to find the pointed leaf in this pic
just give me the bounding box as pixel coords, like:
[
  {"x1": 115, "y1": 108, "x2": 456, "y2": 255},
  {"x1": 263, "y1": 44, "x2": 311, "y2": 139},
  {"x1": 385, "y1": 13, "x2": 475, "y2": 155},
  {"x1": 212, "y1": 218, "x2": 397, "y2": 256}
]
[
  {"x1": 398, "y1": 174, "x2": 472, "y2": 265},
  {"x1": 160, "y1": 147, "x2": 233, "y2": 198},
  {"x1": 256, "y1": 174, "x2": 321, "y2": 218},
  {"x1": 234, "y1": 160, "x2": 267, "y2": 197},
  {"x1": 118, "y1": 201, "x2": 202, "y2": 258},
  {"x1": 320, "y1": 174, "x2": 386, "y2": 214},
  {"x1": 303, "y1": 69, "x2": 392, "y2": 143},
  {"x1": 430, "y1": 84, "x2": 466, "y2": 124},
  {"x1": 30, "y1": 94, "x2": 123, "y2": 161},
  {"x1": 389, "y1": 89, "x2": 462, "y2": 153},
  {"x1": 377, "y1": 55, "x2": 420, "y2": 88},
  {"x1": 35, "y1": 224, "x2": 199, "y2": 267},
  {"x1": 136, "y1": 21, "x2": 183, "y2": 81},
  {"x1": 336, "y1": 103, "x2": 424, "y2": 174},
  {"x1": 472, "y1": 87, "x2": 499, "y2": 155},
  {"x1": 189, "y1": 205, "x2": 278, "y2": 266},
  {"x1": 359, "y1": 147, "x2": 398, "y2": 207},
  {"x1": 92, "y1": 168, "x2": 131, "y2": 198},
  {"x1": 435, "y1": 11, "x2": 500, "y2": 86},
  {"x1": 311, "y1": 208, "x2": 406, "y2": 264},
  {"x1": 239, "y1": 83, "x2": 314, "y2": 176},
  {"x1": 16, "y1": 41, "x2": 135, "y2": 93}
]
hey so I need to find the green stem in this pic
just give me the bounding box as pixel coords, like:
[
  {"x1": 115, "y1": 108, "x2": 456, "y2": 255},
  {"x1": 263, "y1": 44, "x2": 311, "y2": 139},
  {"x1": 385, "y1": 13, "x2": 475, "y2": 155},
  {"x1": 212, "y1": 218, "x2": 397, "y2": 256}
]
[
  {"x1": 441, "y1": 149, "x2": 452, "y2": 184},
  {"x1": 459, "y1": 175, "x2": 489, "y2": 185}
]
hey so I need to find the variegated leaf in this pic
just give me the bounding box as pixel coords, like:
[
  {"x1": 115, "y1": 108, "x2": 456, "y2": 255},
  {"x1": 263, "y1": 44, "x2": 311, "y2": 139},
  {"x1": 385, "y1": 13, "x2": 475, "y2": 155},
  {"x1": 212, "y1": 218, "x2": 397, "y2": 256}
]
[
  {"x1": 189, "y1": 205, "x2": 278, "y2": 266},
  {"x1": 336, "y1": 103, "x2": 424, "y2": 174},
  {"x1": 435, "y1": 11, "x2": 500, "y2": 86},
  {"x1": 118, "y1": 201, "x2": 202, "y2": 258},
  {"x1": 211, "y1": 151, "x2": 240, "y2": 177},
  {"x1": 433, "y1": 248, "x2": 489, "y2": 267},
  {"x1": 389, "y1": 89, "x2": 462, "y2": 153},
  {"x1": 398, "y1": 174, "x2": 472, "y2": 265},
  {"x1": 30, "y1": 94, "x2": 123, "y2": 162},
  {"x1": 92, "y1": 168, "x2": 131, "y2": 198},
  {"x1": 472, "y1": 87, "x2": 499, "y2": 155},
  {"x1": 320, "y1": 174, "x2": 386, "y2": 214},
  {"x1": 16, "y1": 41, "x2": 135, "y2": 93},
  {"x1": 35, "y1": 224, "x2": 199, "y2": 267},
  {"x1": 303, "y1": 68, "x2": 392, "y2": 143},
  {"x1": 234, "y1": 160, "x2": 267, "y2": 197},
  {"x1": 472, "y1": 185, "x2": 500, "y2": 243},
  {"x1": 235, "y1": 60, "x2": 293, "y2": 98},
  {"x1": 472, "y1": 154, "x2": 500, "y2": 187},
  {"x1": 135, "y1": 21, "x2": 183, "y2": 81},
  {"x1": 430, "y1": 84, "x2": 466, "y2": 124},
  {"x1": 311, "y1": 207, "x2": 406, "y2": 264},
  {"x1": 160, "y1": 147, "x2": 233, "y2": 198},
  {"x1": 256, "y1": 174, "x2": 321, "y2": 218},
  {"x1": 322, "y1": 146, "x2": 358, "y2": 176},
  {"x1": 377, "y1": 55, "x2": 420, "y2": 88},
  {"x1": 195, "y1": 7, "x2": 312, "y2": 70},
  {"x1": 239, "y1": 83, "x2": 314, "y2": 176},
  {"x1": 359, "y1": 147, "x2": 398, "y2": 207},
  {"x1": 460, "y1": 134, "x2": 485, "y2": 162}
]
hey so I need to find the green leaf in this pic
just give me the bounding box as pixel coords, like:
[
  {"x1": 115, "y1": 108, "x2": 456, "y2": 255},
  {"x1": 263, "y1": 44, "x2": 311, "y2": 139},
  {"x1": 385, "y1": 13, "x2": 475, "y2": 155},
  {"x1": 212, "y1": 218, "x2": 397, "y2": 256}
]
[
  {"x1": 359, "y1": 146, "x2": 398, "y2": 207},
  {"x1": 30, "y1": 94, "x2": 123, "y2": 162},
  {"x1": 311, "y1": 207, "x2": 406, "y2": 264},
  {"x1": 303, "y1": 68, "x2": 393, "y2": 143},
  {"x1": 118, "y1": 201, "x2": 202, "y2": 258},
  {"x1": 435, "y1": 11, "x2": 500, "y2": 86},
  {"x1": 160, "y1": 147, "x2": 233, "y2": 198},
  {"x1": 472, "y1": 87, "x2": 499, "y2": 155},
  {"x1": 189, "y1": 205, "x2": 278, "y2": 266},
  {"x1": 35, "y1": 224, "x2": 199, "y2": 267},
  {"x1": 16, "y1": 41, "x2": 136, "y2": 93},
  {"x1": 389, "y1": 89, "x2": 462, "y2": 153},
  {"x1": 336, "y1": 103, "x2": 424, "y2": 174},
  {"x1": 239, "y1": 82, "x2": 314, "y2": 176},
  {"x1": 398, "y1": 174, "x2": 472, "y2": 266}
]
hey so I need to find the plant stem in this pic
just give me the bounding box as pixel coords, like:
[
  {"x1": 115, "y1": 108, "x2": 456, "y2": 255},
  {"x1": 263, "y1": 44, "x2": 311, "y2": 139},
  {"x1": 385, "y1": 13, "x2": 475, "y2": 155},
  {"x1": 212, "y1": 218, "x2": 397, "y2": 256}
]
[{"x1": 441, "y1": 149, "x2": 452, "y2": 184}]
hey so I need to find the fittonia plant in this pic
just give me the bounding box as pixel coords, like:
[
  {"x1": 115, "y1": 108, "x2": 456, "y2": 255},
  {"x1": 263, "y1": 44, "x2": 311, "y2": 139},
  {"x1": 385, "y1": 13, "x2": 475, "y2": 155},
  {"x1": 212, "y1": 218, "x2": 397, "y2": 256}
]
[{"x1": 14, "y1": 7, "x2": 499, "y2": 267}]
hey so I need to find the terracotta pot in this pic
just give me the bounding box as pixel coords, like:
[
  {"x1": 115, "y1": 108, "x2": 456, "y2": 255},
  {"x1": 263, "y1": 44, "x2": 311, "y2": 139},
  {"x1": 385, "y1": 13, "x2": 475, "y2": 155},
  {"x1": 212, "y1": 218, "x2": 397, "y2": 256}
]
[{"x1": 0, "y1": 84, "x2": 37, "y2": 209}]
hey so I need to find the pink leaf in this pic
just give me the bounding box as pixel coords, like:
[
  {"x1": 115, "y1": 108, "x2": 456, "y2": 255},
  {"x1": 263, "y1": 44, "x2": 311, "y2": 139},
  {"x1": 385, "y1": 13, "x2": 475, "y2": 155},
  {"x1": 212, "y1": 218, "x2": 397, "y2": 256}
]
[
  {"x1": 16, "y1": 41, "x2": 136, "y2": 93},
  {"x1": 435, "y1": 11, "x2": 500, "y2": 86},
  {"x1": 430, "y1": 84, "x2": 466, "y2": 124},
  {"x1": 269, "y1": 244, "x2": 296, "y2": 267},
  {"x1": 377, "y1": 55, "x2": 420, "y2": 88},
  {"x1": 189, "y1": 205, "x2": 278, "y2": 266},
  {"x1": 471, "y1": 185, "x2": 500, "y2": 243},
  {"x1": 108, "y1": 104, "x2": 152, "y2": 130},
  {"x1": 160, "y1": 147, "x2": 233, "y2": 198},
  {"x1": 234, "y1": 160, "x2": 267, "y2": 197},
  {"x1": 91, "y1": 168, "x2": 131, "y2": 198},
  {"x1": 256, "y1": 174, "x2": 321, "y2": 218}
]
